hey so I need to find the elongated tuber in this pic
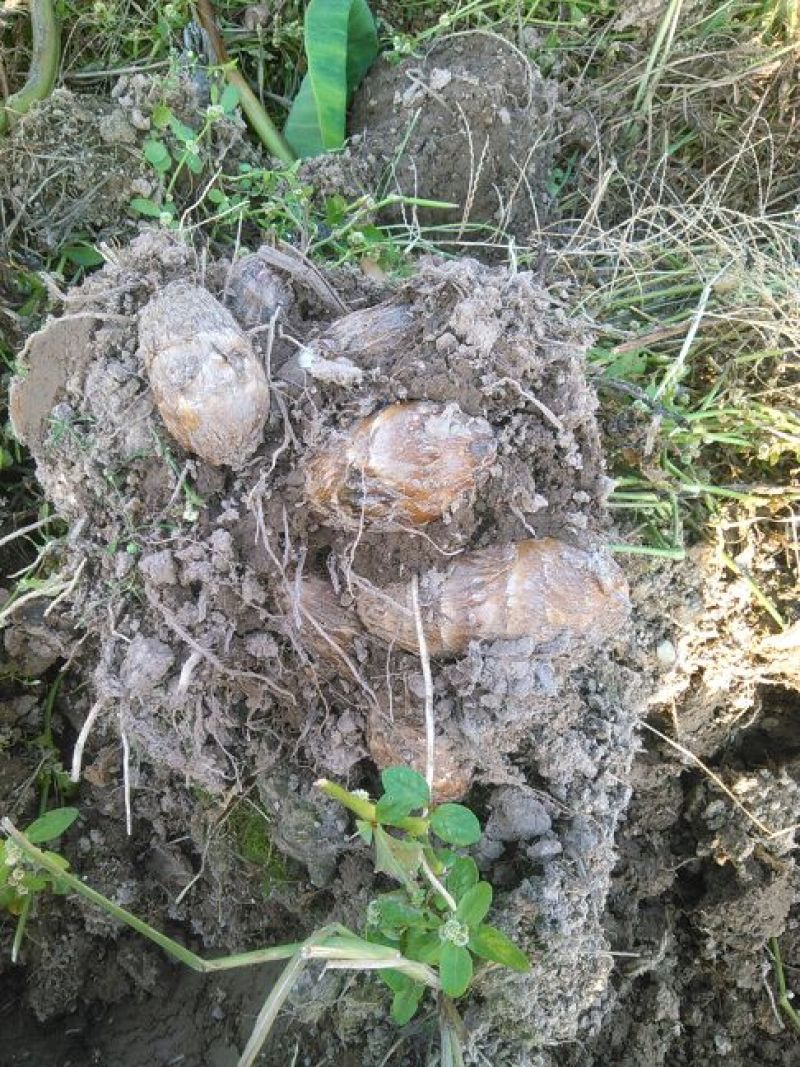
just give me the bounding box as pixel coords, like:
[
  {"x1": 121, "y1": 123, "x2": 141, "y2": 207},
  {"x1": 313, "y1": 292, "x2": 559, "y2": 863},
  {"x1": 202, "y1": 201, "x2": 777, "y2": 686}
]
[
  {"x1": 355, "y1": 538, "x2": 630, "y2": 656},
  {"x1": 305, "y1": 401, "x2": 496, "y2": 529},
  {"x1": 138, "y1": 281, "x2": 270, "y2": 468},
  {"x1": 289, "y1": 575, "x2": 364, "y2": 665}
]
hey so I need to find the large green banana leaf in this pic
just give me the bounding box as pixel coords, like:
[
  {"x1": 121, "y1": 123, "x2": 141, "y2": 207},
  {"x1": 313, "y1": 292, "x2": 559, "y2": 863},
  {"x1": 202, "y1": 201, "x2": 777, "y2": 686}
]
[{"x1": 284, "y1": 0, "x2": 378, "y2": 158}]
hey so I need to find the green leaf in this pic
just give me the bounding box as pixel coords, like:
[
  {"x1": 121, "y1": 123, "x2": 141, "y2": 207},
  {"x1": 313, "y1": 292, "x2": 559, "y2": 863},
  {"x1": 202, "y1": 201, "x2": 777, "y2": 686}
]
[
  {"x1": 375, "y1": 895, "x2": 427, "y2": 929},
  {"x1": 373, "y1": 826, "x2": 422, "y2": 891},
  {"x1": 143, "y1": 139, "x2": 172, "y2": 172},
  {"x1": 469, "y1": 924, "x2": 530, "y2": 972},
  {"x1": 381, "y1": 766, "x2": 430, "y2": 810},
  {"x1": 379, "y1": 967, "x2": 412, "y2": 994},
  {"x1": 25, "y1": 807, "x2": 79, "y2": 844},
  {"x1": 440, "y1": 942, "x2": 472, "y2": 997},
  {"x1": 456, "y1": 882, "x2": 492, "y2": 927},
  {"x1": 41, "y1": 850, "x2": 70, "y2": 872},
  {"x1": 184, "y1": 151, "x2": 203, "y2": 175},
  {"x1": 446, "y1": 857, "x2": 479, "y2": 902},
  {"x1": 403, "y1": 928, "x2": 441, "y2": 965},
  {"x1": 355, "y1": 818, "x2": 373, "y2": 844},
  {"x1": 391, "y1": 981, "x2": 425, "y2": 1025},
  {"x1": 220, "y1": 83, "x2": 240, "y2": 114},
  {"x1": 62, "y1": 243, "x2": 104, "y2": 267},
  {"x1": 130, "y1": 197, "x2": 164, "y2": 218},
  {"x1": 430, "y1": 804, "x2": 481, "y2": 847},
  {"x1": 151, "y1": 103, "x2": 172, "y2": 129},
  {"x1": 284, "y1": 0, "x2": 378, "y2": 158},
  {"x1": 0, "y1": 886, "x2": 18, "y2": 910},
  {"x1": 375, "y1": 793, "x2": 415, "y2": 825},
  {"x1": 170, "y1": 117, "x2": 197, "y2": 144}
]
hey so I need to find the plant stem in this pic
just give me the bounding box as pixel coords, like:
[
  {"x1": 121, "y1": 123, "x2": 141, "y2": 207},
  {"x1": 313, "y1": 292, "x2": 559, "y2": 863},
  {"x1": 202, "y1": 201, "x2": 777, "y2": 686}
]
[
  {"x1": 195, "y1": 0, "x2": 295, "y2": 164},
  {"x1": 769, "y1": 937, "x2": 800, "y2": 1034},
  {"x1": 2, "y1": 819, "x2": 300, "y2": 973},
  {"x1": 11, "y1": 675, "x2": 62, "y2": 962},
  {"x1": 0, "y1": 0, "x2": 60, "y2": 135},
  {"x1": 316, "y1": 779, "x2": 430, "y2": 837}
]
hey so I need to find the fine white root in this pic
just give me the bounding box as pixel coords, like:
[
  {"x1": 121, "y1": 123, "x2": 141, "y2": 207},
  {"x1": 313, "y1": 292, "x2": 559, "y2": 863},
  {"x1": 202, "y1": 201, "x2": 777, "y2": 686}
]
[
  {"x1": 70, "y1": 698, "x2": 108, "y2": 783},
  {"x1": 411, "y1": 575, "x2": 436, "y2": 799}
]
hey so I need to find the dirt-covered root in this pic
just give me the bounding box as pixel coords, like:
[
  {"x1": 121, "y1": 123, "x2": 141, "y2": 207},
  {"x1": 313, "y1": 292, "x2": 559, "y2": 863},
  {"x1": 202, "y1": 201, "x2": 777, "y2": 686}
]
[{"x1": 6, "y1": 228, "x2": 643, "y2": 1061}]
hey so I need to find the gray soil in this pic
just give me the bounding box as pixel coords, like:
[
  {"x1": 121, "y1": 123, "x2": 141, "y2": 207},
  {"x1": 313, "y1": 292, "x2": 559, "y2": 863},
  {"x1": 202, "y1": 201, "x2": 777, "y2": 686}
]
[{"x1": 1, "y1": 33, "x2": 799, "y2": 1067}]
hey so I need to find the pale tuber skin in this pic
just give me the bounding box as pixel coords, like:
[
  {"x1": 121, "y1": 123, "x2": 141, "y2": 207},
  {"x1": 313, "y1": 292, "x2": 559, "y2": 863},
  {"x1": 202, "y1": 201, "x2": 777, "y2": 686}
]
[
  {"x1": 355, "y1": 539, "x2": 630, "y2": 656},
  {"x1": 289, "y1": 538, "x2": 629, "y2": 662},
  {"x1": 137, "y1": 281, "x2": 271, "y2": 468},
  {"x1": 304, "y1": 401, "x2": 497, "y2": 530},
  {"x1": 226, "y1": 253, "x2": 292, "y2": 329}
]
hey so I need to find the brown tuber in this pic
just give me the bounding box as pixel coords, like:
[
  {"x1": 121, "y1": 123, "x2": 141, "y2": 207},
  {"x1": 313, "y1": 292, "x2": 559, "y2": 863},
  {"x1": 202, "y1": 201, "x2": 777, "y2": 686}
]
[
  {"x1": 355, "y1": 538, "x2": 630, "y2": 656},
  {"x1": 289, "y1": 575, "x2": 364, "y2": 666},
  {"x1": 368, "y1": 701, "x2": 473, "y2": 802},
  {"x1": 137, "y1": 281, "x2": 271, "y2": 468},
  {"x1": 226, "y1": 252, "x2": 292, "y2": 328},
  {"x1": 304, "y1": 401, "x2": 496, "y2": 529}
]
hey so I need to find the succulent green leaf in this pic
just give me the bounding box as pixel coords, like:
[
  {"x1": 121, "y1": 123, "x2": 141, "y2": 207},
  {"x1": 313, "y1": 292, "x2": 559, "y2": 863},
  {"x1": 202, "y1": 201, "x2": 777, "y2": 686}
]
[
  {"x1": 469, "y1": 924, "x2": 531, "y2": 972},
  {"x1": 25, "y1": 807, "x2": 78, "y2": 844},
  {"x1": 446, "y1": 856, "x2": 479, "y2": 902},
  {"x1": 391, "y1": 981, "x2": 425, "y2": 1025},
  {"x1": 430, "y1": 804, "x2": 481, "y2": 847},
  {"x1": 375, "y1": 793, "x2": 415, "y2": 825},
  {"x1": 381, "y1": 766, "x2": 430, "y2": 810},
  {"x1": 439, "y1": 942, "x2": 473, "y2": 997},
  {"x1": 456, "y1": 882, "x2": 493, "y2": 927},
  {"x1": 284, "y1": 0, "x2": 378, "y2": 158}
]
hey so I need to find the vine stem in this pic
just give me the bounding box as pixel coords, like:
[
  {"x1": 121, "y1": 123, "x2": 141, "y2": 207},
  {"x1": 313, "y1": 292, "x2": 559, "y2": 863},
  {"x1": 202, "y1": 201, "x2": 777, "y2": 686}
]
[
  {"x1": 195, "y1": 0, "x2": 295, "y2": 164},
  {"x1": 0, "y1": 0, "x2": 60, "y2": 134}
]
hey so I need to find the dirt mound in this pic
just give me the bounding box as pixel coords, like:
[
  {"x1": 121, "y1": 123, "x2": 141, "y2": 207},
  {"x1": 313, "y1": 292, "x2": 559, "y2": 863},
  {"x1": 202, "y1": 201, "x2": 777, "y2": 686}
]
[
  {"x1": 320, "y1": 31, "x2": 560, "y2": 245},
  {"x1": 4, "y1": 228, "x2": 642, "y2": 1062}
]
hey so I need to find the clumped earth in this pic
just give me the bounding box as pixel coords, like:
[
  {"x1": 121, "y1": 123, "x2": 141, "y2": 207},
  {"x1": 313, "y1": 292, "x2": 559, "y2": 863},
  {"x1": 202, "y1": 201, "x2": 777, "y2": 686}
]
[
  {"x1": 4, "y1": 222, "x2": 641, "y2": 1063},
  {"x1": 315, "y1": 31, "x2": 560, "y2": 244},
  {"x1": 1, "y1": 26, "x2": 799, "y2": 1067}
]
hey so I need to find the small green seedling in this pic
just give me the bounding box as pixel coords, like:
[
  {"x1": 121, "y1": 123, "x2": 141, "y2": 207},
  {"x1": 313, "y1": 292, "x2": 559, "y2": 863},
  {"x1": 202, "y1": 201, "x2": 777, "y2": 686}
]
[
  {"x1": 1, "y1": 767, "x2": 528, "y2": 1066},
  {"x1": 319, "y1": 766, "x2": 530, "y2": 1023},
  {"x1": 0, "y1": 807, "x2": 77, "y2": 927},
  {"x1": 130, "y1": 81, "x2": 241, "y2": 222}
]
